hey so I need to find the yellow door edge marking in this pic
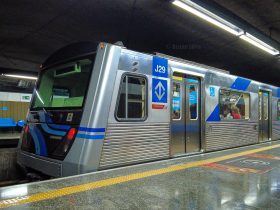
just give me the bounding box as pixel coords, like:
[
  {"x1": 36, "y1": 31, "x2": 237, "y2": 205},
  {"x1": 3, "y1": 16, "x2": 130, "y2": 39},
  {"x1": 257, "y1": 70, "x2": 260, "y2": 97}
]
[
  {"x1": 172, "y1": 76, "x2": 183, "y2": 81},
  {"x1": 1, "y1": 144, "x2": 280, "y2": 208}
]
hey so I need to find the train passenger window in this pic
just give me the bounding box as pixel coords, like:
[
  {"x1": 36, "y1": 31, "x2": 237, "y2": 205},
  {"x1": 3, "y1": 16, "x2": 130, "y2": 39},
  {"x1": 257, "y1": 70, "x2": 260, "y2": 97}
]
[
  {"x1": 189, "y1": 84, "x2": 198, "y2": 120},
  {"x1": 116, "y1": 75, "x2": 147, "y2": 120},
  {"x1": 219, "y1": 89, "x2": 250, "y2": 120},
  {"x1": 278, "y1": 100, "x2": 280, "y2": 120},
  {"x1": 172, "y1": 83, "x2": 181, "y2": 120}
]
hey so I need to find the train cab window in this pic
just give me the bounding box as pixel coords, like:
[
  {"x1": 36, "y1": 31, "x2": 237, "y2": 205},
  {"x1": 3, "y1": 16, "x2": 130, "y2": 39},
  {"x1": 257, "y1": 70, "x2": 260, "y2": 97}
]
[
  {"x1": 219, "y1": 89, "x2": 250, "y2": 120},
  {"x1": 172, "y1": 83, "x2": 181, "y2": 120},
  {"x1": 116, "y1": 75, "x2": 147, "y2": 120},
  {"x1": 32, "y1": 58, "x2": 93, "y2": 109},
  {"x1": 277, "y1": 100, "x2": 280, "y2": 120}
]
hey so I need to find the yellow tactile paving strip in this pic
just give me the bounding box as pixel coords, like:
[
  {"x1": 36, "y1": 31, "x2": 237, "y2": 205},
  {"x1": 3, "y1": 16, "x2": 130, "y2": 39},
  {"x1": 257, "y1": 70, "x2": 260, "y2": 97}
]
[{"x1": 1, "y1": 144, "x2": 280, "y2": 208}]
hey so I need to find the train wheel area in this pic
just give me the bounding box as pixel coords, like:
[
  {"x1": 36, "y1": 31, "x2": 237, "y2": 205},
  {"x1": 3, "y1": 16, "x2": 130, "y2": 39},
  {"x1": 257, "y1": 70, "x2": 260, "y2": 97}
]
[{"x1": 1, "y1": 141, "x2": 280, "y2": 209}]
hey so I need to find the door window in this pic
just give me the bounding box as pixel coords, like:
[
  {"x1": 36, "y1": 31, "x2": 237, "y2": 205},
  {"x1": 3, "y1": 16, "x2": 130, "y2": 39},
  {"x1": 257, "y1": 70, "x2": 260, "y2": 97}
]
[
  {"x1": 172, "y1": 83, "x2": 181, "y2": 120},
  {"x1": 259, "y1": 92, "x2": 262, "y2": 120},
  {"x1": 189, "y1": 84, "x2": 198, "y2": 120},
  {"x1": 263, "y1": 93, "x2": 269, "y2": 120},
  {"x1": 277, "y1": 100, "x2": 280, "y2": 120}
]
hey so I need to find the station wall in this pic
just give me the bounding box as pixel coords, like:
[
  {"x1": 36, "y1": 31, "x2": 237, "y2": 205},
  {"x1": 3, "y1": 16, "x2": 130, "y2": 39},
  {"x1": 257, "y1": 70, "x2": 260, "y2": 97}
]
[{"x1": 0, "y1": 92, "x2": 31, "y2": 121}]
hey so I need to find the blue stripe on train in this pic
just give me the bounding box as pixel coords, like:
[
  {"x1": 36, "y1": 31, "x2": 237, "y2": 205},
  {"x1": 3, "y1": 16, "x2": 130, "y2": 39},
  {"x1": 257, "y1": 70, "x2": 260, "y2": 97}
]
[
  {"x1": 206, "y1": 105, "x2": 220, "y2": 122},
  {"x1": 78, "y1": 127, "x2": 105, "y2": 132},
  {"x1": 76, "y1": 134, "x2": 105, "y2": 140},
  {"x1": 29, "y1": 125, "x2": 48, "y2": 156},
  {"x1": 48, "y1": 124, "x2": 71, "y2": 130},
  {"x1": 43, "y1": 125, "x2": 105, "y2": 133},
  {"x1": 41, "y1": 123, "x2": 66, "y2": 136},
  {"x1": 230, "y1": 77, "x2": 251, "y2": 91}
]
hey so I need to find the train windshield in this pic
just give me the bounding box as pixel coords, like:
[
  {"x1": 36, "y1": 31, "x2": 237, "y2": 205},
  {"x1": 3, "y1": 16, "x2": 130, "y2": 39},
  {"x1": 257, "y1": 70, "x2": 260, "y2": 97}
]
[{"x1": 31, "y1": 58, "x2": 93, "y2": 110}]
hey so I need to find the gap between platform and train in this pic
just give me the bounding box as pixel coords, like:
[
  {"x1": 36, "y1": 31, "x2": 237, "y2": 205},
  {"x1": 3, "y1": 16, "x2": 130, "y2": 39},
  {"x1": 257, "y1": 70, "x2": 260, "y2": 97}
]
[{"x1": 1, "y1": 143, "x2": 280, "y2": 208}]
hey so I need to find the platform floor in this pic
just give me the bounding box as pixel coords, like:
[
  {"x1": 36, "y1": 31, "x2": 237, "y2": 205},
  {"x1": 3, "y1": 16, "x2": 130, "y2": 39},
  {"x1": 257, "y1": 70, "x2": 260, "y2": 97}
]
[
  {"x1": 1, "y1": 141, "x2": 280, "y2": 209},
  {"x1": 0, "y1": 133, "x2": 19, "y2": 148},
  {"x1": 0, "y1": 133, "x2": 20, "y2": 140}
]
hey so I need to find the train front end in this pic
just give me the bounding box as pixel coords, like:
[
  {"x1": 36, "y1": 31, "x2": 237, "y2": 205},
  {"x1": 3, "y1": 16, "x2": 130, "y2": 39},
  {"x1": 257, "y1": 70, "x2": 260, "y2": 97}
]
[{"x1": 17, "y1": 43, "x2": 97, "y2": 177}]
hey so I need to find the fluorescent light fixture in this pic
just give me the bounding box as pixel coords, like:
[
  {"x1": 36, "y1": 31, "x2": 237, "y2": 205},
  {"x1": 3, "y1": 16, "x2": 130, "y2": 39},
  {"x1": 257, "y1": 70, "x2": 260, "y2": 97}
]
[
  {"x1": 2, "y1": 74, "x2": 37, "y2": 80},
  {"x1": 240, "y1": 33, "x2": 280, "y2": 55},
  {"x1": 172, "y1": 0, "x2": 244, "y2": 36},
  {"x1": 172, "y1": 67, "x2": 205, "y2": 78}
]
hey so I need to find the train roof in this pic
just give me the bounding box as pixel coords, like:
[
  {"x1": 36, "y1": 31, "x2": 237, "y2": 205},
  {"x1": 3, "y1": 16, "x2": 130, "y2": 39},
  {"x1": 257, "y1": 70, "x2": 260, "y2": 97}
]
[{"x1": 42, "y1": 42, "x2": 98, "y2": 69}]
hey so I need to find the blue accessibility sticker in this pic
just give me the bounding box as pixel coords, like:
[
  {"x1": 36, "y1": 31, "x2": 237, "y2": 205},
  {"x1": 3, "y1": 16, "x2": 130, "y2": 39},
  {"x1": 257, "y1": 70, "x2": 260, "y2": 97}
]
[
  {"x1": 152, "y1": 56, "x2": 168, "y2": 78},
  {"x1": 209, "y1": 87, "x2": 215, "y2": 97},
  {"x1": 152, "y1": 78, "x2": 168, "y2": 103}
]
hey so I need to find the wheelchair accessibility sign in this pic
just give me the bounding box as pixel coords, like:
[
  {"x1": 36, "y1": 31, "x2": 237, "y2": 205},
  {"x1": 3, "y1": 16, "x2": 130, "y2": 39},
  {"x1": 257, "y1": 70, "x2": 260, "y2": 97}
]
[{"x1": 152, "y1": 78, "x2": 167, "y2": 103}]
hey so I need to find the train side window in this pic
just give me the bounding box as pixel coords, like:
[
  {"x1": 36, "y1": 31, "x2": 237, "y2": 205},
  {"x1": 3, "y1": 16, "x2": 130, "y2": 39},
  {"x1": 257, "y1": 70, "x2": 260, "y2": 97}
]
[
  {"x1": 219, "y1": 89, "x2": 250, "y2": 120},
  {"x1": 116, "y1": 75, "x2": 147, "y2": 120},
  {"x1": 277, "y1": 100, "x2": 280, "y2": 120},
  {"x1": 172, "y1": 83, "x2": 181, "y2": 120}
]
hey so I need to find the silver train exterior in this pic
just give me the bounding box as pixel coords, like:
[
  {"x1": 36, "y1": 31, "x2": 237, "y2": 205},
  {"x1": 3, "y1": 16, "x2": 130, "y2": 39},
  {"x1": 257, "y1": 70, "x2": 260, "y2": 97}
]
[{"x1": 17, "y1": 42, "x2": 280, "y2": 177}]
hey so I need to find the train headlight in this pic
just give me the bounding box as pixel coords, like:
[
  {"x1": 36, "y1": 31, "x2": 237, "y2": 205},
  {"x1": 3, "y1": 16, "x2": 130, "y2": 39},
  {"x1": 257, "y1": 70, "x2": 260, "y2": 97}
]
[
  {"x1": 67, "y1": 128, "x2": 77, "y2": 141},
  {"x1": 63, "y1": 128, "x2": 77, "y2": 153},
  {"x1": 22, "y1": 124, "x2": 29, "y2": 146},
  {"x1": 24, "y1": 125, "x2": 29, "y2": 134}
]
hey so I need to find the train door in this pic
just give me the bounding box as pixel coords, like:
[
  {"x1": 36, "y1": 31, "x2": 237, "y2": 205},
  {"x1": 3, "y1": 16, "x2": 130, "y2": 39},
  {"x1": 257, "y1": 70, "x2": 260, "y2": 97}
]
[
  {"x1": 258, "y1": 90, "x2": 271, "y2": 142},
  {"x1": 171, "y1": 74, "x2": 201, "y2": 155},
  {"x1": 186, "y1": 78, "x2": 200, "y2": 153}
]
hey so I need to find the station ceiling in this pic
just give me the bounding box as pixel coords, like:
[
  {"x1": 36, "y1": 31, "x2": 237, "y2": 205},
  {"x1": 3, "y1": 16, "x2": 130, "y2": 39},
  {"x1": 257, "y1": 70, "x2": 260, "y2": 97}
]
[{"x1": 1, "y1": 0, "x2": 280, "y2": 86}]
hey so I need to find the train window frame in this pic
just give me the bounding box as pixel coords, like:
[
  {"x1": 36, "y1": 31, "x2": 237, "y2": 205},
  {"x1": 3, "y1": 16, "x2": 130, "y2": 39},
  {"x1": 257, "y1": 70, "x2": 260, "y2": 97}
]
[
  {"x1": 277, "y1": 99, "x2": 280, "y2": 120},
  {"x1": 115, "y1": 73, "x2": 148, "y2": 122},
  {"x1": 219, "y1": 88, "x2": 251, "y2": 121}
]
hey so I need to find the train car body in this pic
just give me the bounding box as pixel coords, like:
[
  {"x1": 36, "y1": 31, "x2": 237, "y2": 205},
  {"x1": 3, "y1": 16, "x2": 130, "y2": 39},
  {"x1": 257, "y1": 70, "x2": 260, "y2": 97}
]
[{"x1": 17, "y1": 42, "x2": 280, "y2": 177}]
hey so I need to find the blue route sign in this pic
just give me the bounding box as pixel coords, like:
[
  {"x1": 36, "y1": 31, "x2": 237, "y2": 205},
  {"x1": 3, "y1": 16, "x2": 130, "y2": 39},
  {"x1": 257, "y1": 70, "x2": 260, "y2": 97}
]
[
  {"x1": 152, "y1": 78, "x2": 167, "y2": 103},
  {"x1": 152, "y1": 56, "x2": 168, "y2": 78}
]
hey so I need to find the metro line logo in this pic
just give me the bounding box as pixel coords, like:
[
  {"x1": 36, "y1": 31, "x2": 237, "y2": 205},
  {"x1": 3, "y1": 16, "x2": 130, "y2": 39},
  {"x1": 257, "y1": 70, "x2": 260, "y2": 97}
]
[
  {"x1": 154, "y1": 80, "x2": 166, "y2": 100},
  {"x1": 152, "y1": 78, "x2": 167, "y2": 103}
]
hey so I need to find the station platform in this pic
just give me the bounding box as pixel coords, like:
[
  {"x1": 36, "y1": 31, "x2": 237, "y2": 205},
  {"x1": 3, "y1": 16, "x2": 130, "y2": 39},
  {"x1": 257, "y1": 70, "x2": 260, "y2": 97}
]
[
  {"x1": 0, "y1": 133, "x2": 20, "y2": 148},
  {"x1": 1, "y1": 141, "x2": 280, "y2": 209}
]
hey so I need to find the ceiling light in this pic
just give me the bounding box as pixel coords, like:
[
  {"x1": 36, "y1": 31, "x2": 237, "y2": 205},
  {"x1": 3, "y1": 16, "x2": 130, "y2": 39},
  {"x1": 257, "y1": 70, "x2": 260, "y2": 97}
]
[
  {"x1": 240, "y1": 33, "x2": 279, "y2": 55},
  {"x1": 2, "y1": 74, "x2": 37, "y2": 80},
  {"x1": 172, "y1": 0, "x2": 244, "y2": 36}
]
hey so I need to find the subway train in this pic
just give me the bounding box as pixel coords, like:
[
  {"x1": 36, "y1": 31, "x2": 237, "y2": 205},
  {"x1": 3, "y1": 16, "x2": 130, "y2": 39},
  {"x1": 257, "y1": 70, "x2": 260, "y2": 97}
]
[{"x1": 17, "y1": 42, "x2": 280, "y2": 177}]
